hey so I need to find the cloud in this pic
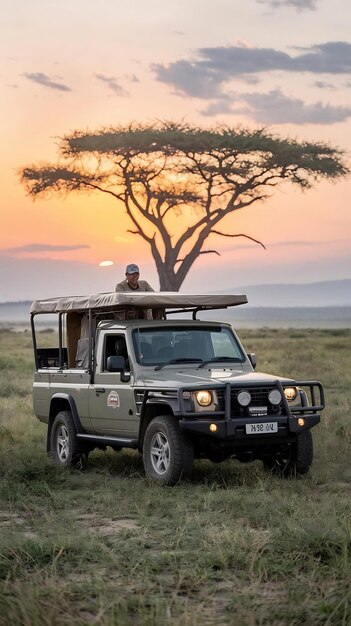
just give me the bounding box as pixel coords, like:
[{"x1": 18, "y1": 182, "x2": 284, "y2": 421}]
[
  {"x1": 201, "y1": 98, "x2": 235, "y2": 117},
  {"x1": 314, "y1": 80, "x2": 335, "y2": 89},
  {"x1": 24, "y1": 72, "x2": 72, "y2": 92},
  {"x1": 126, "y1": 73, "x2": 140, "y2": 83},
  {"x1": 154, "y1": 42, "x2": 351, "y2": 123},
  {"x1": 95, "y1": 73, "x2": 129, "y2": 96},
  {"x1": 291, "y1": 42, "x2": 351, "y2": 73},
  {"x1": 1, "y1": 243, "x2": 90, "y2": 255},
  {"x1": 200, "y1": 88, "x2": 351, "y2": 124},
  {"x1": 236, "y1": 89, "x2": 351, "y2": 124},
  {"x1": 153, "y1": 60, "x2": 224, "y2": 99},
  {"x1": 154, "y1": 42, "x2": 351, "y2": 100},
  {"x1": 258, "y1": 0, "x2": 318, "y2": 10}
]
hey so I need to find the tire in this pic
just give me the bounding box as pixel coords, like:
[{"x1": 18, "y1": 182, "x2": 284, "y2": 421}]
[
  {"x1": 143, "y1": 415, "x2": 194, "y2": 486},
  {"x1": 263, "y1": 431, "x2": 313, "y2": 478},
  {"x1": 294, "y1": 430, "x2": 313, "y2": 475},
  {"x1": 50, "y1": 410, "x2": 88, "y2": 469}
]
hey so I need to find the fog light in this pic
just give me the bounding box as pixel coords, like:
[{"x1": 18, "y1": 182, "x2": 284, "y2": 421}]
[
  {"x1": 298, "y1": 418, "x2": 305, "y2": 427},
  {"x1": 268, "y1": 389, "x2": 282, "y2": 405},
  {"x1": 237, "y1": 390, "x2": 251, "y2": 407},
  {"x1": 209, "y1": 423, "x2": 218, "y2": 433}
]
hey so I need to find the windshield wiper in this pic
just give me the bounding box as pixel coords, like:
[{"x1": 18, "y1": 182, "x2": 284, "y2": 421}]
[
  {"x1": 198, "y1": 356, "x2": 243, "y2": 369},
  {"x1": 155, "y1": 358, "x2": 203, "y2": 371}
]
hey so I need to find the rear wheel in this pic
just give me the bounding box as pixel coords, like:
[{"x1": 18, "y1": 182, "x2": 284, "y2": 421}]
[
  {"x1": 143, "y1": 415, "x2": 194, "y2": 486},
  {"x1": 263, "y1": 431, "x2": 313, "y2": 477},
  {"x1": 50, "y1": 410, "x2": 87, "y2": 469}
]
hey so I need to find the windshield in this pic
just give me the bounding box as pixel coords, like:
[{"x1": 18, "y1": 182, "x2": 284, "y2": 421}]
[{"x1": 132, "y1": 326, "x2": 245, "y2": 366}]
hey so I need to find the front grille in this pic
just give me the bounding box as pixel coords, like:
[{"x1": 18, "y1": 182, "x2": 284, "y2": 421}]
[
  {"x1": 236, "y1": 388, "x2": 268, "y2": 406},
  {"x1": 217, "y1": 386, "x2": 283, "y2": 418}
]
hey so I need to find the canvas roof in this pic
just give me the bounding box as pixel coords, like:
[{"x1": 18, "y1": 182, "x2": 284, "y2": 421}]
[{"x1": 30, "y1": 292, "x2": 248, "y2": 314}]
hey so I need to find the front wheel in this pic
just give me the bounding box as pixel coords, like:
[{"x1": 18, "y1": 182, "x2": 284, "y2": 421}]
[
  {"x1": 50, "y1": 410, "x2": 87, "y2": 469},
  {"x1": 263, "y1": 431, "x2": 313, "y2": 477},
  {"x1": 143, "y1": 415, "x2": 194, "y2": 486}
]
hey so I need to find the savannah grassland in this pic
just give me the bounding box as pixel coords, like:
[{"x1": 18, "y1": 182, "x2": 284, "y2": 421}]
[{"x1": 0, "y1": 328, "x2": 350, "y2": 626}]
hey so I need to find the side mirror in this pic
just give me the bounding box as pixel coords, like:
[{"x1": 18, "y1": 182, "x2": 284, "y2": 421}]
[
  {"x1": 106, "y1": 356, "x2": 130, "y2": 382},
  {"x1": 248, "y1": 353, "x2": 256, "y2": 370}
]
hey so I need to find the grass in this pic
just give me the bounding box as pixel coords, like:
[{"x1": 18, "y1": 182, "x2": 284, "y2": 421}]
[{"x1": 0, "y1": 328, "x2": 350, "y2": 625}]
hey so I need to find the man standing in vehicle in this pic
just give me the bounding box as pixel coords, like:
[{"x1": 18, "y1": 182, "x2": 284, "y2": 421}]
[
  {"x1": 115, "y1": 263, "x2": 154, "y2": 293},
  {"x1": 115, "y1": 263, "x2": 157, "y2": 319}
]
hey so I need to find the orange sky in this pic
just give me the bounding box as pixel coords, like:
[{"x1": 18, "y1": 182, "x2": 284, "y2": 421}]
[{"x1": 1, "y1": 0, "x2": 351, "y2": 299}]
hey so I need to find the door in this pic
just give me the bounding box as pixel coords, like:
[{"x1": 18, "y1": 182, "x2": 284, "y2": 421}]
[{"x1": 88, "y1": 333, "x2": 138, "y2": 436}]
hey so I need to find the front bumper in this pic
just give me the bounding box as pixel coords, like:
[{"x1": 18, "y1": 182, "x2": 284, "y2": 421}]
[{"x1": 179, "y1": 412, "x2": 320, "y2": 442}]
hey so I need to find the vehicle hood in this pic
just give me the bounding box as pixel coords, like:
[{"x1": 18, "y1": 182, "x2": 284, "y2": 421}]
[{"x1": 135, "y1": 366, "x2": 294, "y2": 388}]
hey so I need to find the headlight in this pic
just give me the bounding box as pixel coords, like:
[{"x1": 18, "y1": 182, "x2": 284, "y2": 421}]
[
  {"x1": 237, "y1": 390, "x2": 251, "y2": 407},
  {"x1": 268, "y1": 389, "x2": 282, "y2": 406},
  {"x1": 195, "y1": 390, "x2": 213, "y2": 407},
  {"x1": 284, "y1": 387, "x2": 298, "y2": 401}
]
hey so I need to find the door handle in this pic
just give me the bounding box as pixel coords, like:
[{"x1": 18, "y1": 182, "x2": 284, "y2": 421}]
[{"x1": 95, "y1": 388, "x2": 106, "y2": 395}]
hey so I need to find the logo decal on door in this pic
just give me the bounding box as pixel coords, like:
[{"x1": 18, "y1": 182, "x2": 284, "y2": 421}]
[{"x1": 107, "y1": 391, "x2": 120, "y2": 408}]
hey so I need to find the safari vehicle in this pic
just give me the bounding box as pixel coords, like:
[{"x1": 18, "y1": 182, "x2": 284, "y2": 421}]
[{"x1": 30, "y1": 292, "x2": 325, "y2": 485}]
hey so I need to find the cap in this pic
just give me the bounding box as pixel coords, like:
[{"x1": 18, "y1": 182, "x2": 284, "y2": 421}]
[{"x1": 126, "y1": 263, "x2": 140, "y2": 274}]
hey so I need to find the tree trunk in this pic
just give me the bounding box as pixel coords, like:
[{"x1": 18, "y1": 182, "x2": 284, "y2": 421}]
[
  {"x1": 157, "y1": 267, "x2": 183, "y2": 291},
  {"x1": 153, "y1": 244, "x2": 185, "y2": 291},
  {"x1": 155, "y1": 243, "x2": 204, "y2": 292}
]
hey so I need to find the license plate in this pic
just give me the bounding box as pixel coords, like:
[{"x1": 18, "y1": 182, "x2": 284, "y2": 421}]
[{"x1": 245, "y1": 422, "x2": 278, "y2": 434}]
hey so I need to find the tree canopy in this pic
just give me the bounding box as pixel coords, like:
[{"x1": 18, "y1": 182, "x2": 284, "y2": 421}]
[{"x1": 20, "y1": 121, "x2": 348, "y2": 291}]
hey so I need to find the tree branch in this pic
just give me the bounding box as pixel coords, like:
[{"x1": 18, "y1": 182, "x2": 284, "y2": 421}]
[
  {"x1": 176, "y1": 249, "x2": 220, "y2": 264},
  {"x1": 211, "y1": 230, "x2": 267, "y2": 250}
]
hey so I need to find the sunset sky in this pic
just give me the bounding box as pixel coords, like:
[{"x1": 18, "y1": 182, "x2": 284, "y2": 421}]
[{"x1": 1, "y1": 0, "x2": 351, "y2": 301}]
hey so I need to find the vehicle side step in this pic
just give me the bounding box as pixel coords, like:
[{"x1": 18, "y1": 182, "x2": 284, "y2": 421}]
[{"x1": 76, "y1": 433, "x2": 138, "y2": 448}]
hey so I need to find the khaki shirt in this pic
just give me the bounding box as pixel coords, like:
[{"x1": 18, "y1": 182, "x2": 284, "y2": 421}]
[
  {"x1": 115, "y1": 279, "x2": 154, "y2": 293},
  {"x1": 115, "y1": 279, "x2": 154, "y2": 319}
]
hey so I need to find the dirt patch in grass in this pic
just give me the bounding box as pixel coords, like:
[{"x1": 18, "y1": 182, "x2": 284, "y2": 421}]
[
  {"x1": 74, "y1": 512, "x2": 140, "y2": 535},
  {"x1": 0, "y1": 512, "x2": 26, "y2": 527},
  {"x1": 0, "y1": 511, "x2": 40, "y2": 540},
  {"x1": 0, "y1": 509, "x2": 140, "y2": 544}
]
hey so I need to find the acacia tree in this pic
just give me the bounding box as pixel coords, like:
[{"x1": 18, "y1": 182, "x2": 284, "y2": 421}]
[{"x1": 20, "y1": 121, "x2": 348, "y2": 291}]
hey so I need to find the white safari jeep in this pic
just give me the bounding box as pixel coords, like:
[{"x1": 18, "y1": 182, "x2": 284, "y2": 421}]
[{"x1": 30, "y1": 292, "x2": 324, "y2": 485}]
